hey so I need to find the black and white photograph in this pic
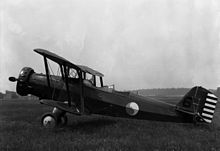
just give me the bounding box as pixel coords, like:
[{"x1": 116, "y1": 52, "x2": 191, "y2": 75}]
[{"x1": 1, "y1": 0, "x2": 220, "y2": 150}]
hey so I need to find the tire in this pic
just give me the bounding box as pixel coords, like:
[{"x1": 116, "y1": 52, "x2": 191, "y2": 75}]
[{"x1": 41, "y1": 112, "x2": 58, "y2": 128}]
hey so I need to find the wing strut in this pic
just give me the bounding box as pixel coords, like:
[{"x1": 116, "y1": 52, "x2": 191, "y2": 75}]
[
  {"x1": 59, "y1": 64, "x2": 65, "y2": 80},
  {"x1": 63, "y1": 65, "x2": 71, "y2": 107},
  {"x1": 43, "y1": 56, "x2": 51, "y2": 96},
  {"x1": 79, "y1": 70, "x2": 84, "y2": 114}
]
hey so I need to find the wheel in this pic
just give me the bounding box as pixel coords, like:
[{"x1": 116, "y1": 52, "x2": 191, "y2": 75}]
[
  {"x1": 41, "y1": 112, "x2": 58, "y2": 128},
  {"x1": 58, "y1": 114, "x2": 68, "y2": 126}
]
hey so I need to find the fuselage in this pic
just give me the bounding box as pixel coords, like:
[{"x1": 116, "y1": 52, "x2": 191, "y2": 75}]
[{"x1": 14, "y1": 67, "x2": 191, "y2": 123}]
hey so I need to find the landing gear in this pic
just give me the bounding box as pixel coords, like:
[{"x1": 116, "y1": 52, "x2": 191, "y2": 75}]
[{"x1": 41, "y1": 108, "x2": 68, "y2": 128}]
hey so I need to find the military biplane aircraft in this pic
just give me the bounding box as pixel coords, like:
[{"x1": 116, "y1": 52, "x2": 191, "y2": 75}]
[{"x1": 9, "y1": 49, "x2": 218, "y2": 128}]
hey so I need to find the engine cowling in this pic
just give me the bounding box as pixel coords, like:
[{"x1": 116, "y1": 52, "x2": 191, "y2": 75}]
[{"x1": 16, "y1": 67, "x2": 34, "y2": 96}]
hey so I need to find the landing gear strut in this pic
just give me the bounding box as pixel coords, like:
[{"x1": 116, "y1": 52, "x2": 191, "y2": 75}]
[{"x1": 41, "y1": 107, "x2": 68, "y2": 128}]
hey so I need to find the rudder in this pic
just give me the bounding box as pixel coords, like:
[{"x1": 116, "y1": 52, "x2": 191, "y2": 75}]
[{"x1": 200, "y1": 92, "x2": 218, "y2": 123}]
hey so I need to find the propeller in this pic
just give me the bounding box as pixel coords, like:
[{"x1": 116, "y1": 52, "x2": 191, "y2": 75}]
[{"x1": 9, "y1": 77, "x2": 18, "y2": 82}]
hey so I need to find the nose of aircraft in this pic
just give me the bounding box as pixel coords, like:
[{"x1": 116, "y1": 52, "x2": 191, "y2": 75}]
[{"x1": 9, "y1": 67, "x2": 34, "y2": 96}]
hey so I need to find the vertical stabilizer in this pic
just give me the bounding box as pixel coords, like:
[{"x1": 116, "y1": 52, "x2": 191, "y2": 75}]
[{"x1": 176, "y1": 86, "x2": 218, "y2": 123}]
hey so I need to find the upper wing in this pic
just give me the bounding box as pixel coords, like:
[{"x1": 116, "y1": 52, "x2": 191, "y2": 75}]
[
  {"x1": 34, "y1": 48, "x2": 78, "y2": 69},
  {"x1": 34, "y1": 48, "x2": 104, "y2": 77},
  {"x1": 78, "y1": 65, "x2": 104, "y2": 77}
]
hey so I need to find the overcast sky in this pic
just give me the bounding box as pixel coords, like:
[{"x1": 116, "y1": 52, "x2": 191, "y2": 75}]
[{"x1": 1, "y1": 0, "x2": 220, "y2": 92}]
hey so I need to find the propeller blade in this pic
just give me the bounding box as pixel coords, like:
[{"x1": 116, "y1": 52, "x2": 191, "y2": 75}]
[{"x1": 9, "y1": 77, "x2": 18, "y2": 82}]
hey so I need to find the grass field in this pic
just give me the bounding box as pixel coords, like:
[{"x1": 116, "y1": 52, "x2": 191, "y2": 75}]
[{"x1": 0, "y1": 99, "x2": 220, "y2": 151}]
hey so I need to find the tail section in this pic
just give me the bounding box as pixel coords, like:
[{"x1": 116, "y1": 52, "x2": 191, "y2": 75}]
[{"x1": 176, "y1": 86, "x2": 218, "y2": 124}]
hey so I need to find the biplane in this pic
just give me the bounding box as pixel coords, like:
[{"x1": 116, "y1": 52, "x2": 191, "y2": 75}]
[{"x1": 9, "y1": 49, "x2": 218, "y2": 128}]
